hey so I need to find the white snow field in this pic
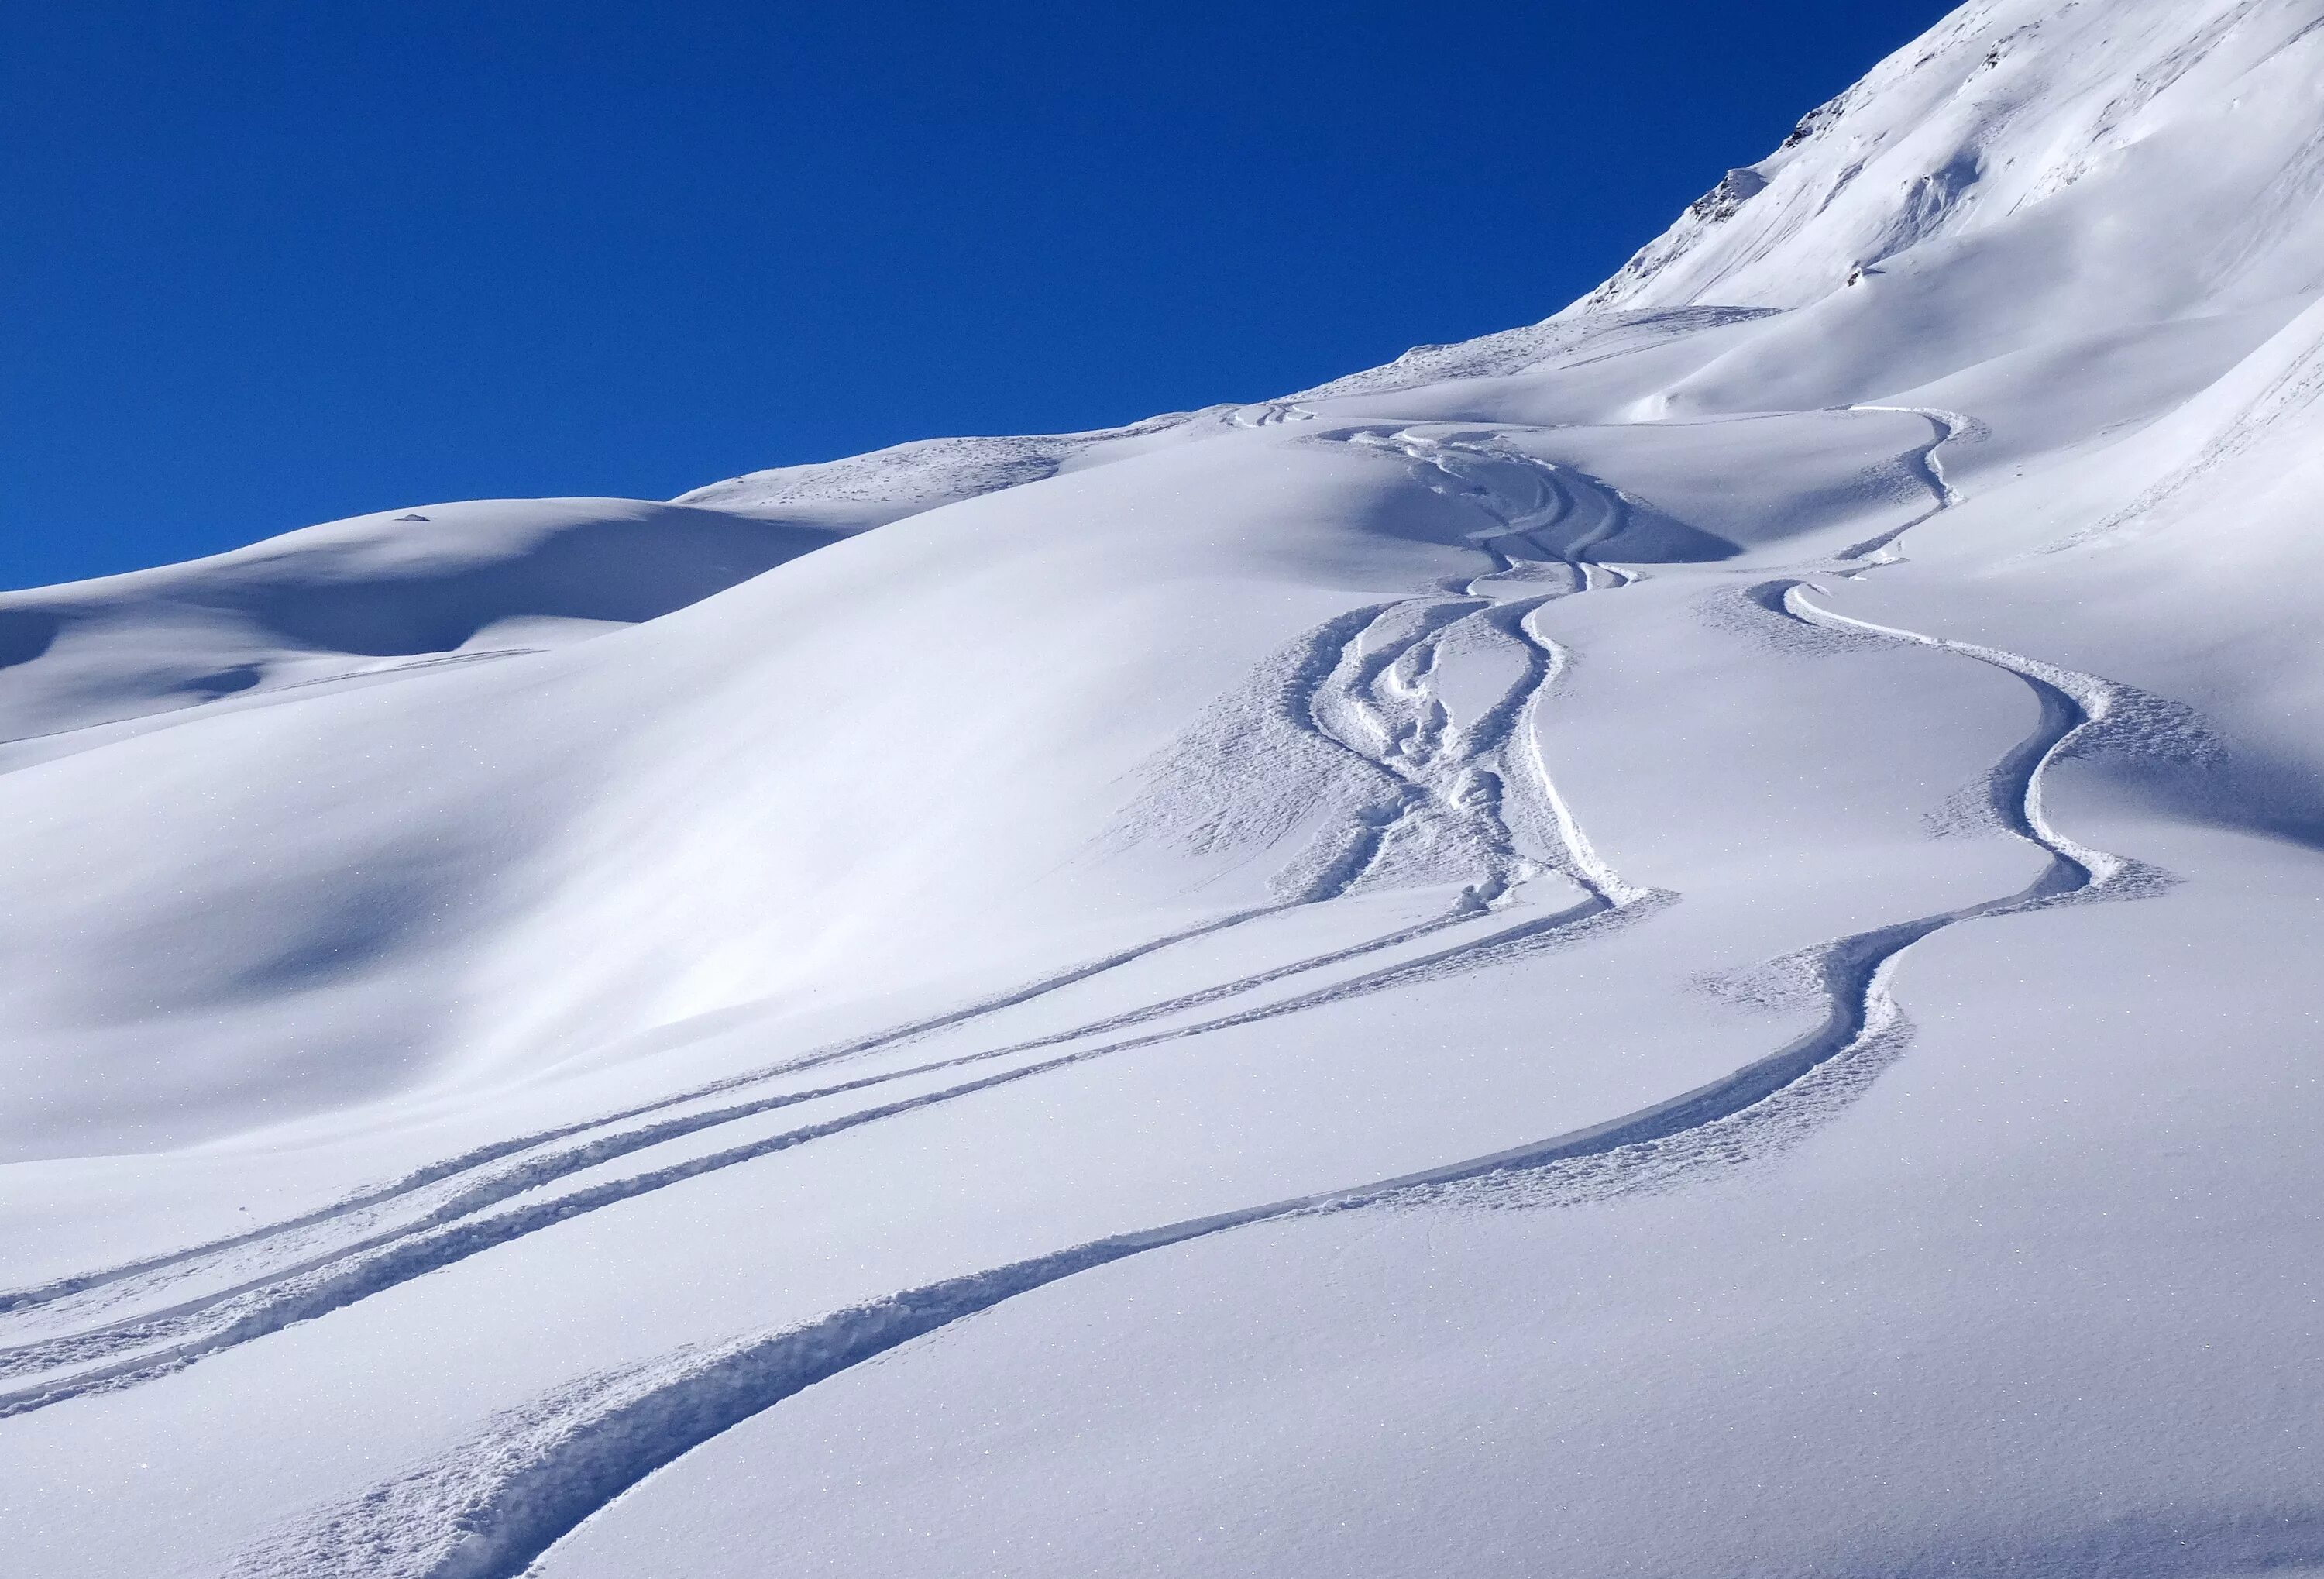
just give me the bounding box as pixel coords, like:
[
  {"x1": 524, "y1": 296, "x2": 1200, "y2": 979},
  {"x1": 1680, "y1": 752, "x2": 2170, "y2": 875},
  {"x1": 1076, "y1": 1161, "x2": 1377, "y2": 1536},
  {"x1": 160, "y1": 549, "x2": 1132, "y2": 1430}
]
[{"x1": 6, "y1": 0, "x2": 2324, "y2": 1573}]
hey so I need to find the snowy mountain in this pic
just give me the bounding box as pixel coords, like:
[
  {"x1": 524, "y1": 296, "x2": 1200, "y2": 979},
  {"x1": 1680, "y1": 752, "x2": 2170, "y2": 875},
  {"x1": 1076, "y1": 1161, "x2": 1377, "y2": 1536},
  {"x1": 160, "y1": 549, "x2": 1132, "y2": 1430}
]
[{"x1": 7, "y1": 1, "x2": 2324, "y2": 1574}]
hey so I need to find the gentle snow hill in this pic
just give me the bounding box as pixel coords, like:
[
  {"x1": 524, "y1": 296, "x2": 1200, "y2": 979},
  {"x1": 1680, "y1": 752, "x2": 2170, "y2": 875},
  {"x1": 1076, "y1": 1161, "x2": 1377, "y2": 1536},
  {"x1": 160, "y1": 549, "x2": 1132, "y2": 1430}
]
[
  {"x1": 5, "y1": 1, "x2": 2323, "y2": 1576},
  {"x1": 0, "y1": 497, "x2": 841, "y2": 745}
]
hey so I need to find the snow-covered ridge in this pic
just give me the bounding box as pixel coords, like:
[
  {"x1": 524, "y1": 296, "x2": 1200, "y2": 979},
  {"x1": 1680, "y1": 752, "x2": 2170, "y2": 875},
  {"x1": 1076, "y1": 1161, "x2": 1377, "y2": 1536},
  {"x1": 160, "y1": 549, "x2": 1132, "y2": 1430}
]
[
  {"x1": 672, "y1": 409, "x2": 1203, "y2": 525},
  {"x1": 0, "y1": 499, "x2": 841, "y2": 748},
  {"x1": 6, "y1": 2, "x2": 2323, "y2": 1574}
]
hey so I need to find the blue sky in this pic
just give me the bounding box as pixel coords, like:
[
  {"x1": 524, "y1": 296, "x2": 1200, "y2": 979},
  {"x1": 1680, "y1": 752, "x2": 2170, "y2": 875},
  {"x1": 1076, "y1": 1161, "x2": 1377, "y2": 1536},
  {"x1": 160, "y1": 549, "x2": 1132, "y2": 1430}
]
[{"x1": 2, "y1": 1, "x2": 1947, "y2": 590}]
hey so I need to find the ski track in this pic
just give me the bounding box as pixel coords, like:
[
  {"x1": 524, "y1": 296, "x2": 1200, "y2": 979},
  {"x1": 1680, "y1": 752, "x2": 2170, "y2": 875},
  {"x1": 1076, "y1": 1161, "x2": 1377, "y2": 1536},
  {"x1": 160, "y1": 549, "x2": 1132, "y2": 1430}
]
[
  {"x1": 0, "y1": 428, "x2": 1659, "y2": 1412},
  {"x1": 228, "y1": 608, "x2": 2144, "y2": 1579},
  {"x1": 0, "y1": 889, "x2": 1641, "y2": 1413},
  {"x1": 2, "y1": 428, "x2": 1609, "y2": 1329},
  {"x1": 1227, "y1": 400, "x2": 1318, "y2": 428},
  {"x1": 1834, "y1": 404, "x2": 1982, "y2": 563},
  {"x1": 47, "y1": 410, "x2": 2172, "y2": 1579},
  {"x1": 0, "y1": 897, "x2": 1306, "y2": 1318},
  {"x1": 4, "y1": 587, "x2": 1518, "y2": 1333}
]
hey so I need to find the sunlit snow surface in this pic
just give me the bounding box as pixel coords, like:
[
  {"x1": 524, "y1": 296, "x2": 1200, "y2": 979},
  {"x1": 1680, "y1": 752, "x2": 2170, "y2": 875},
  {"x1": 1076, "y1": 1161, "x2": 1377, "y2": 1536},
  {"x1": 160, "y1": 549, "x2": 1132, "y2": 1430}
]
[{"x1": 7, "y1": 2, "x2": 2324, "y2": 1574}]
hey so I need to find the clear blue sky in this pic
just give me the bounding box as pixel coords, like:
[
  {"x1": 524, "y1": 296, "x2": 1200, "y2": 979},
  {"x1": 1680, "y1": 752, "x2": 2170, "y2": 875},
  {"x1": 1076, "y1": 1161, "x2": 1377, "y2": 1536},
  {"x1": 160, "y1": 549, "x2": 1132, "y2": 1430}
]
[{"x1": 2, "y1": 0, "x2": 1947, "y2": 590}]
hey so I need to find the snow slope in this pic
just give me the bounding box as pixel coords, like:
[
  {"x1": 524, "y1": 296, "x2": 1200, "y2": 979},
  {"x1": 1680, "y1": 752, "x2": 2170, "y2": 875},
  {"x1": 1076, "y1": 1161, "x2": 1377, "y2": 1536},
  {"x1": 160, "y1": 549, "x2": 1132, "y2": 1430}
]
[{"x1": 5, "y1": 1, "x2": 2322, "y2": 1574}]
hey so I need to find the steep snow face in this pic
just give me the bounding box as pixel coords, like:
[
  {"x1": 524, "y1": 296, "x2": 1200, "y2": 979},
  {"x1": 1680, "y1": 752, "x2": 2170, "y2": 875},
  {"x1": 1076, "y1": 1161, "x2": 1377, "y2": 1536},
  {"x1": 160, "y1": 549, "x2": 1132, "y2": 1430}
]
[
  {"x1": 1583, "y1": 0, "x2": 2324, "y2": 318},
  {"x1": 6, "y1": 2, "x2": 2324, "y2": 1577},
  {"x1": 1568, "y1": 0, "x2": 2324, "y2": 408}
]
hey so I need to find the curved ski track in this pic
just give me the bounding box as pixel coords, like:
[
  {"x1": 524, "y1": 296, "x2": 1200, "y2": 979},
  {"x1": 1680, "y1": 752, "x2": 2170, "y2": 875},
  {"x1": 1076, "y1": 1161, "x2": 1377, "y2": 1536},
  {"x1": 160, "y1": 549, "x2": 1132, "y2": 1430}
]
[
  {"x1": 0, "y1": 430, "x2": 1656, "y2": 1413},
  {"x1": 9, "y1": 411, "x2": 2174, "y2": 1579},
  {"x1": 1835, "y1": 404, "x2": 1982, "y2": 563},
  {"x1": 234, "y1": 561, "x2": 2157, "y2": 1579}
]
